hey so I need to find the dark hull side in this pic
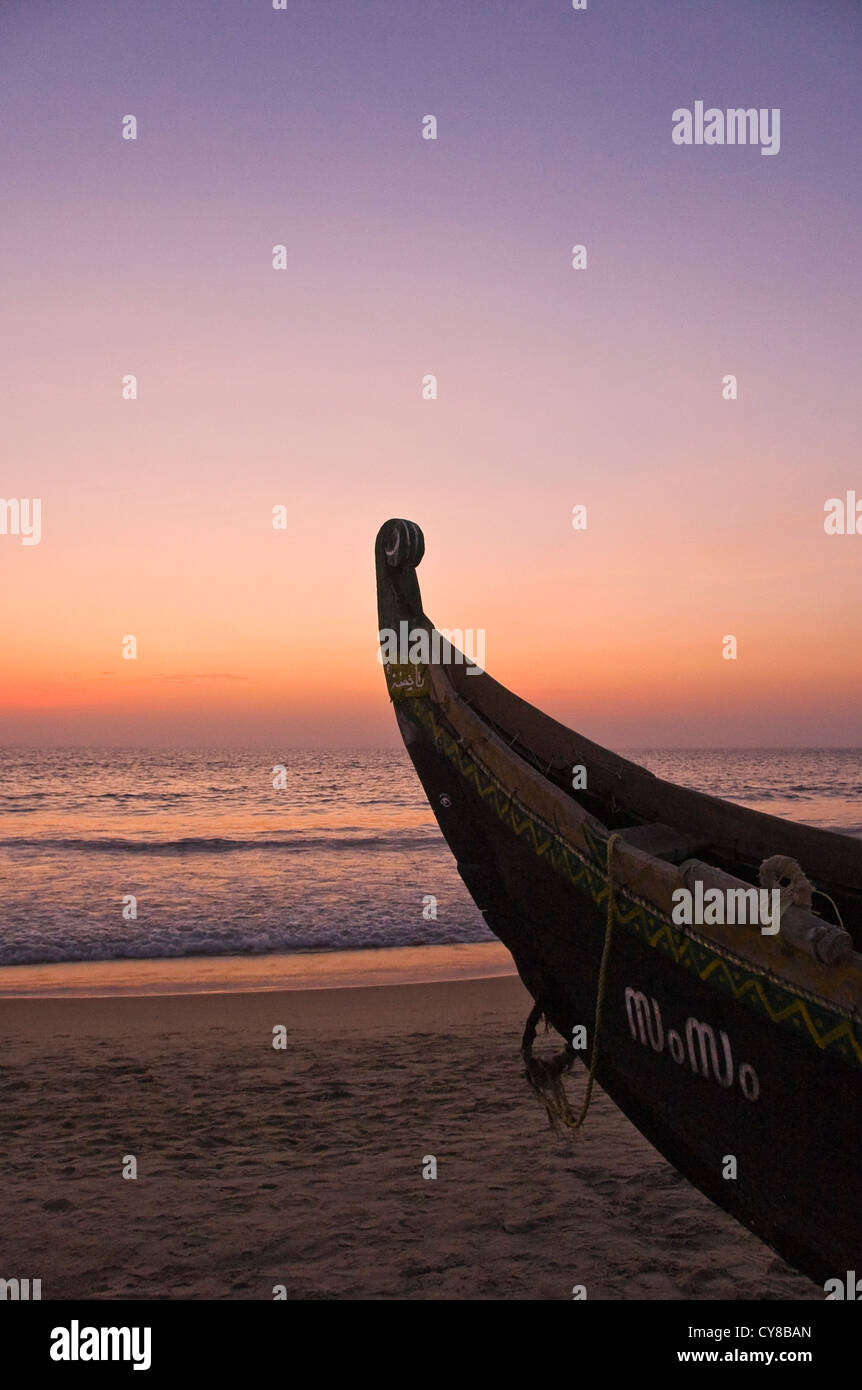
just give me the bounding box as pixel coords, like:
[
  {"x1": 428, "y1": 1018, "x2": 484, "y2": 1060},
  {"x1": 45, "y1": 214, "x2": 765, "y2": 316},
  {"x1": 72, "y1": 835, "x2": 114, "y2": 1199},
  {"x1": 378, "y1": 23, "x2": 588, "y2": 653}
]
[{"x1": 395, "y1": 701, "x2": 859, "y2": 1291}]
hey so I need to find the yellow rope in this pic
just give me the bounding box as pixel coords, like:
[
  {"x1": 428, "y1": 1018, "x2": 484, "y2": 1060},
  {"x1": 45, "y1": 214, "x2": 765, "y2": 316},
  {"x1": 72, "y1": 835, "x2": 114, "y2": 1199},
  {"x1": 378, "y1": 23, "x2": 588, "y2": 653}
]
[
  {"x1": 571, "y1": 830, "x2": 621, "y2": 1128},
  {"x1": 523, "y1": 831, "x2": 621, "y2": 1132}
]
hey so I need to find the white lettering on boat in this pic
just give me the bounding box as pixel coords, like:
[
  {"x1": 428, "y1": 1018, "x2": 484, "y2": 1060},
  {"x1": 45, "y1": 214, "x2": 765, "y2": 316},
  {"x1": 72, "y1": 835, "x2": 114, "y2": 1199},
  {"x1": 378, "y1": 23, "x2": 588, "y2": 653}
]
[{"x1": 624, "y1": 988, "x2": 760, "y2": 1100}]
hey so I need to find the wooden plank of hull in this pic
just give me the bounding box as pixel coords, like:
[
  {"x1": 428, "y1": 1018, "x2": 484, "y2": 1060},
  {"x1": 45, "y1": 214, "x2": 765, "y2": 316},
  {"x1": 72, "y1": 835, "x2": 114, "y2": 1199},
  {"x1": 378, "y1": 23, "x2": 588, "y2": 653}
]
[{"x1": 400, "y1": 705, "x2": 859, "y2": 1287}]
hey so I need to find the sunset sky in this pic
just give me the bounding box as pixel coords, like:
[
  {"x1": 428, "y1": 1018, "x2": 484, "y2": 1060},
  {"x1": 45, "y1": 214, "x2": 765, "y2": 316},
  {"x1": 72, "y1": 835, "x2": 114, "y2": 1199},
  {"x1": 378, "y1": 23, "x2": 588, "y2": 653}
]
[{"x1": 2, "y1": 0, "x2": 860, "y2": 747}]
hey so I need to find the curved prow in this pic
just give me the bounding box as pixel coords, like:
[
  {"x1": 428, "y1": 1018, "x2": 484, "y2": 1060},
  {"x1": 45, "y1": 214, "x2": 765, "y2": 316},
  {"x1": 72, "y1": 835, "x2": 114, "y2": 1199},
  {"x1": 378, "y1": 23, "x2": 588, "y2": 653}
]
[{"x1": 373, "y1": 516, "x2": 862, "y2": 938}]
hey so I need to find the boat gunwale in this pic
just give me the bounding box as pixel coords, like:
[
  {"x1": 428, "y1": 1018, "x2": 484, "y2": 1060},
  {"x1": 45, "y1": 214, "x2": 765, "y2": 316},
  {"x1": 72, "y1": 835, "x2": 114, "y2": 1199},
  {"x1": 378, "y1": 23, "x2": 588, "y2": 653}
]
[{"x1": 443, "y1": 657, "x2": 862, "y2": 884}]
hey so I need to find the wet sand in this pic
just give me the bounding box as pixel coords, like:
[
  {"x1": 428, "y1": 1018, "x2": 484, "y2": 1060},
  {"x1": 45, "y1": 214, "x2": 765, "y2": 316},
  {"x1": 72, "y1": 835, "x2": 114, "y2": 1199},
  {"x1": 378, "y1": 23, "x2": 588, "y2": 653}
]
[{"x1": 0, "y1": 972, "x2": 819, "y2": 1300}]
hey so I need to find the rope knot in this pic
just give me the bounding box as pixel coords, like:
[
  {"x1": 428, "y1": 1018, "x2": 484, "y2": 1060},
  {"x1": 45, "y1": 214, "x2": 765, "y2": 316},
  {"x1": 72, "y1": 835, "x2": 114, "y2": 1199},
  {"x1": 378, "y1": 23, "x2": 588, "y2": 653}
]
[
  {"x1": 521, "y1": 831, "x2": 621, "y2": 1134},
  {"x1": 758, "y1": 854, "x2": 814, "y2": 912}
]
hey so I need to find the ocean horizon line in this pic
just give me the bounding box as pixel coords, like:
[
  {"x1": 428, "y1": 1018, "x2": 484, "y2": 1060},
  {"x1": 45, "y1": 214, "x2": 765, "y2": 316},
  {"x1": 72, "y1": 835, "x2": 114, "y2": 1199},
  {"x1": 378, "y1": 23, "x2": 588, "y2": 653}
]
[{"x1": 3, "y1": 743, "x2": 862, "y2": 753}]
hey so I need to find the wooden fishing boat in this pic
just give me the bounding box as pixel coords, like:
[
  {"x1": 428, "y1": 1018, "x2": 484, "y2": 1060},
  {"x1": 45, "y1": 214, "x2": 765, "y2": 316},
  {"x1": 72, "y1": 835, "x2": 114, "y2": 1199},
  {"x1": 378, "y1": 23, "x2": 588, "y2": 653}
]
[{"x1": 375, "y1": 517, "x2": 862, "y2": 1288}]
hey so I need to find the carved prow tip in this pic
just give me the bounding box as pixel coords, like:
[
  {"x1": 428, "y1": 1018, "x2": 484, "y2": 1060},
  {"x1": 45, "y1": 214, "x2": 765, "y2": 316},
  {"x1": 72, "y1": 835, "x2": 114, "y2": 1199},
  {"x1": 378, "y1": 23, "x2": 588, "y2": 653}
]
[{"x1": 377, "y1": 518, "x2": 425, "y2": 571}]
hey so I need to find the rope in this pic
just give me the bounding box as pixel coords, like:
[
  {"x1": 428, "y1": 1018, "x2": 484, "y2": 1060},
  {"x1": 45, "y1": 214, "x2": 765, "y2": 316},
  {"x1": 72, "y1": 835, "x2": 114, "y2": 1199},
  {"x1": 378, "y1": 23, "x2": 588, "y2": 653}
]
[
  {"x1": 522, "y1": 831, "x2": 621, "y2": 1133},
  {"x1": 758, "y1": 854, "x2": 813, "y2": 913},
  {"x1": 758, "y1": 853, "x2": 847, "y2": 932},
  {"x1": 813, "y1": 889, "x2": 847, "y2": 935},
  {"x1": 520, "y1": 1000, "x2": 575, "y2": 1133}
]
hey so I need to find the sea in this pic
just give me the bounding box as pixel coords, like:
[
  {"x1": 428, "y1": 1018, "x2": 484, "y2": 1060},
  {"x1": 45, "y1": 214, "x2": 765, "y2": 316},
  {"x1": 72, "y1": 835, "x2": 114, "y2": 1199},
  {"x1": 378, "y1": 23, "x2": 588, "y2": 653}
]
[{"x1": 0, "y1": 747, "x2": 860, "y2": 969}]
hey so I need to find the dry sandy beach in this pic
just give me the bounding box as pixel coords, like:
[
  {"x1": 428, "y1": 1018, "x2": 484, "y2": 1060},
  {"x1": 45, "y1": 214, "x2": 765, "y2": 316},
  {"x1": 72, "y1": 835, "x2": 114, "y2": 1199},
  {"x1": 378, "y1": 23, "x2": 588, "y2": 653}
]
[{"x1": 0, "y1": 965, "x2": 819, "y2": 1301}]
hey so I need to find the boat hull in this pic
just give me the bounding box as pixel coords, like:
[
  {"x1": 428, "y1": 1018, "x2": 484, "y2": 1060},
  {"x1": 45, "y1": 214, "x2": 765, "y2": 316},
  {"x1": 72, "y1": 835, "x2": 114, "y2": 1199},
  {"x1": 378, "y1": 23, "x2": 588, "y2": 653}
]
[{"x1": 396, "y1": 699, "x2": 859, "y2": 1289}]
